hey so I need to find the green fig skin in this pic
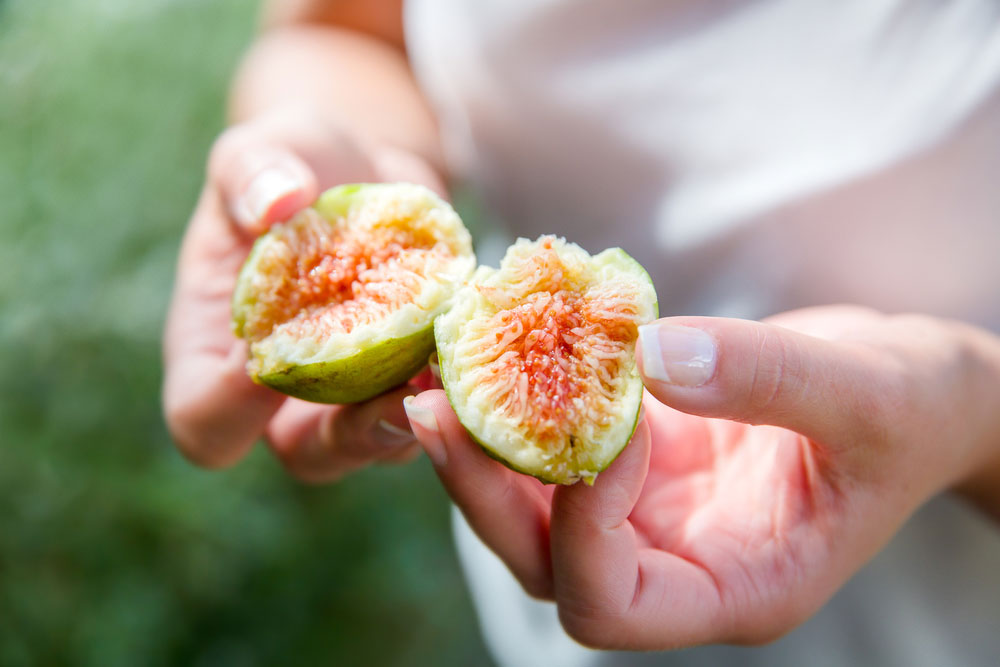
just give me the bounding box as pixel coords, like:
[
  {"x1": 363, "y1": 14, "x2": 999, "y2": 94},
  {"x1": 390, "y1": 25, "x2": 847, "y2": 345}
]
[{"x1": 255, "y1": 326, "x2": 435, "y2": 404}]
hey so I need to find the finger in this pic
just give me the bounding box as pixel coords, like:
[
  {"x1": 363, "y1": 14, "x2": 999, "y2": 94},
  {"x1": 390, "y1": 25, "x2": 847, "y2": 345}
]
[
  {"x1": 404, "y1": 390, "x2": 556, "y2": 599},
  {"x1": 636, "y1": 316, "x2": 900, "y2": 448},
  {"x1": 165, "y1": 116, "x2": 382, "y2": 469},
  {"x1": 549, "y1": 419, "x2": 646, "y2": 639},
  {"x1": 550, "y1": 421, "x2": 728, "y2": 649},
  {"x1": 208, "y1": 126, "x2": 318, "y2": 234},
  {"x1": 164, "y1": 338, "x2": 284, "y2": 469},
  {"x1": 266, "y1": 384, "x2": 421, "y2": 483},
  {"x1": 163, "y1": 190, "x2": 286, "y2": 468},
  {"x1": 209, "y1": 111, "x2": 387, "y2": 234},
  {"x1": 165, "y1": 125, "x2": 317, "y2": 465},
  {"x1": 377, "y1": 441, "x2": 423, "y2": 465},
  {"x1": 371, "y1": 144, "x2": 447, "y2": 198}
]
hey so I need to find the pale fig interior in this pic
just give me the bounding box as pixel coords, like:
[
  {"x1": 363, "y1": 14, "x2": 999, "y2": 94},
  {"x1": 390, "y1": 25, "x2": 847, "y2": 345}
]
[
  {"x1": 437, "y1": 236, "x2": 657, "y2": 484},
  {"x1": 240, "y1": 210, "x2": 456, "y2": 342},
  {"x1": 234, "y1": 184, "x2": 475, "y2": 375}
]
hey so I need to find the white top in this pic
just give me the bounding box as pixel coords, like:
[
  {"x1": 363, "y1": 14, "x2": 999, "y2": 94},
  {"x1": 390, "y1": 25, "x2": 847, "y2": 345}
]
[{"x1": 405, "y1": 0, "x2": 1000, "y2": 664}]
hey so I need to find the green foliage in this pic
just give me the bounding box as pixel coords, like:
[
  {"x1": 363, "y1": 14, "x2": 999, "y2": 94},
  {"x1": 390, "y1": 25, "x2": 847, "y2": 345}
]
[{"x1": 0, "y1": 1, "x2": 490, "y2": 664}]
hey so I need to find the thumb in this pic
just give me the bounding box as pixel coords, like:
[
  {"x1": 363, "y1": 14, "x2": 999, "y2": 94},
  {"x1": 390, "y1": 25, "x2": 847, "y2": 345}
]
[
  {"x1": 636, "y1": 316, "x2": 897, "y2": 446},
  {"x1": 208, "y1": 127, "x2": 318, "y2": 234}
]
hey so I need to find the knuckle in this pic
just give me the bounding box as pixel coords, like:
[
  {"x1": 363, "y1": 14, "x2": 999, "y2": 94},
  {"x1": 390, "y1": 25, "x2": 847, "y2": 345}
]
[
  {"x1": 558, "y1": 604, "x2": 618, "y2": 649},
  {"x1": 271, "y1": 443, "x2": 346, "y2": 484},
  {"x1": 867, "y1": 363, "x2": 910, "y2": 439},
  {"x1": 860, "y1": 313, "x2": 965, "y2": 446},
  {"x1": 207, "y1": 121, "x2": 284, "y2": 186},
  {"x1": 743, "y1": 329, "x2": 799, "y2": 421},
  {"x1": 207, "y1": 124, "x2": 252, "y2": 173},
  {"x1": 519, "y1": 574, "x2": 555, "y2": 601},
  {"x1": 270, "y1": 415, "x2": 355, "y2": 484},
  {"x1": 163, "y1": 399, "x2": 236, "y2": 469}
]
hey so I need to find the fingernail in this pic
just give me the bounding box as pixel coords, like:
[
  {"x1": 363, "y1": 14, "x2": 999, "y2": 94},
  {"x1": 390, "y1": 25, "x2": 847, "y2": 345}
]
[
  {"x1": 638, "y1": 324, "x2": 717, "y2": 387},
  {"x1": 403, "y1": 396, "x2": 446, "y2": 466},
  {"x1": 375, "y1": 418, "x2": 416, "y2": 448},
  {"x1": 233, "y1": 166, "x2": 303, "y2": 227}
]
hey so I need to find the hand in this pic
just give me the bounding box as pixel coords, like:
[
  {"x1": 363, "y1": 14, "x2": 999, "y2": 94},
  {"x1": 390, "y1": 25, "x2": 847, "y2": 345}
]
[
  {"x1": 403, "y1": 306, "x2": 1000, "y2": 649},
  {"x1": 163, "y1": 109, "x2": 444, "y2": 481}
]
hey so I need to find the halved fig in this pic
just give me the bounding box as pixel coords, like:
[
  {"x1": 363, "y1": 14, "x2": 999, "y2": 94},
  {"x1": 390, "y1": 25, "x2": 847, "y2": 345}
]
[
  {"x1": 435, "y1": 236, "x2": 658, "y2": 485},
  {"x1": 232, "y1": 183, "x2": 475, "y2": 404}
]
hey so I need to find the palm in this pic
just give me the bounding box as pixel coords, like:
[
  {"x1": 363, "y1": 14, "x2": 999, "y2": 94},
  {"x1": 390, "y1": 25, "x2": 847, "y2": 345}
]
[{"x1": 630, "y1": 401, "x2": 838, "y2": 617}]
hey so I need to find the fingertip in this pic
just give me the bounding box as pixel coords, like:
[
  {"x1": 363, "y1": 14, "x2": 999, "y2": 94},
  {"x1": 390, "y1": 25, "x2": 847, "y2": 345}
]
[
  {"x1": 403, "y1": 391, "x2": 447, "y2": 466},
  {"x1": 556, "y1": 415, "x2": 651, "y2": 526},
  {"x1": 230, "y1": 159, "x2": 317, "y2": 233},
  {"x1": 637, "y1": 321, "x2": 718, "y2": 389},
  {"x1": 261, "y1": 181, "x2": 315, "y2": 227},
  {"x1": 208, "y1": 128, "x2": 318, "y2": 233},
  {"x1": 408, "y1": 392, "x2": 556, "y2": 600},
  {"x1": 405, "y1": 390, "x2": 515, "y2": 486},
  {"x1": 406, "y1": 389, "x2": 465, "y2": 437},
  {"x1": 406, "y1": 388, "x2": 448, "y2": 413}
]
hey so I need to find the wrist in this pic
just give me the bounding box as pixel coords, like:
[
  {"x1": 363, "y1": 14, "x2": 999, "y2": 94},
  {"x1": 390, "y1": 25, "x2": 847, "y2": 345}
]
[{"x1": 229, "y1": 24, "x2": 445, "y2": 173}]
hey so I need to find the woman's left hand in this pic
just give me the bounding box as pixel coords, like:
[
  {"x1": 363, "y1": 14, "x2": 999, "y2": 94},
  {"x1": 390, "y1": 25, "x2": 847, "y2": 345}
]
[{"x1": 404, "y1": 306, "x2": 1000, "y2": 650}]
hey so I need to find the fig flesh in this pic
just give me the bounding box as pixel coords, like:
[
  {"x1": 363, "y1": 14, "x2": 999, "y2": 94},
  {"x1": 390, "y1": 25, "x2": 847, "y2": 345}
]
[
  {"x1": 435, "y1": 236, "x2": 658, "y2": 484},
  {"x1": 232, "y1": 183, "x2": 476, "y2": 404}
]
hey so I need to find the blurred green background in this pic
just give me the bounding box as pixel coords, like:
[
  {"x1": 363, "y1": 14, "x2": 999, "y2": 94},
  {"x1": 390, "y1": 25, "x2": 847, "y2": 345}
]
[{"x1": 0, "y1": 0, "x2": 491, "y2": 664}]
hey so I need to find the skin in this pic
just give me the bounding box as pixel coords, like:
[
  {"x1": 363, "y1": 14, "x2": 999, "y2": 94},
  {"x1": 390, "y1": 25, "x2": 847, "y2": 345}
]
[
  {"x1": 163, "y1": 0, "x2": 1000, "y2": 649},
  {"x1": 407, "y1": 307, "x2": 1000, "y2": 648},
  {"x1": 162, "y1": 0, "x2": 443, "y2": 480}
]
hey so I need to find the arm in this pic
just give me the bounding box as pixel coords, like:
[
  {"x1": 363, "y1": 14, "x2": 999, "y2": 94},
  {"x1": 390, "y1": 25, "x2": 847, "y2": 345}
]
[
  {"x1": 233, "y1": 0, "x2": 443, "y2": 171},
  {"x1": 163, "y1": 0, "x2": 445, "y2": 479}
]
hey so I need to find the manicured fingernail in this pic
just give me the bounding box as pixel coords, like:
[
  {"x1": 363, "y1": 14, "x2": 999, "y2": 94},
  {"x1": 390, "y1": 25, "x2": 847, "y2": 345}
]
[
  {"x1": 403, "y1": 396, "x2": 446, "y2": 466},
  {"x1": 233, "y1": 166, "x2": 303, "y2": 227},
  {"x1": 638, "y1": 324, "x2": 717, "y2": 387},
  {"x1": 375, "y1": 418, "x2": 415, "y2": 448}
]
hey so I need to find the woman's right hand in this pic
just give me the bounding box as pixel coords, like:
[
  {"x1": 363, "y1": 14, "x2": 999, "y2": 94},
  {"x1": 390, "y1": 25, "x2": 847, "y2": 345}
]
[
  {"x1": 405, "y1": 307, "x2": 1000, "y2": 649},
  {"x1": 162, "y1": 110, "x2": 445, "y2": 482}
]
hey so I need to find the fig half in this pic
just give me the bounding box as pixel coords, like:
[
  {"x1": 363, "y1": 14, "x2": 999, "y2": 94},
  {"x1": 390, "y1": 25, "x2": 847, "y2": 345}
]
[
  {"x1": 435, "y1": 236, "x2": 658, "y2": 485},
  {"x1": 232, "y1": 183, "x2": 476, "y2": 404}
]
